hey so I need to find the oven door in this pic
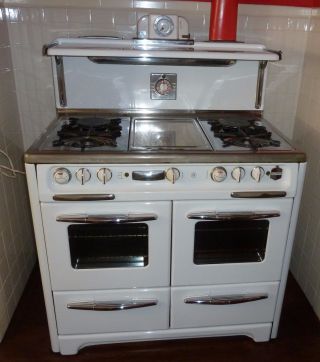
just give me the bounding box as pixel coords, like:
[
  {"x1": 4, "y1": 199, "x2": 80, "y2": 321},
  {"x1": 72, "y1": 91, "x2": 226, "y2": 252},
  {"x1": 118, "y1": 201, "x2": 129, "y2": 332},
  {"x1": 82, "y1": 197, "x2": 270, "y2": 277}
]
[
  {"x1": 172, "y1": 199, "x2": 293, "y2": 286},
  {"x1": 41, "y1": 201, "x2": 171, "y2": 290}
]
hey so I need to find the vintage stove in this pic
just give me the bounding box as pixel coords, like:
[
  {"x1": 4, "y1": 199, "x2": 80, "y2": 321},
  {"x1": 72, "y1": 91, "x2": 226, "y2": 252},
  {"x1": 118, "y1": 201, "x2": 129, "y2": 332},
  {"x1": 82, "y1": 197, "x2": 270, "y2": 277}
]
[{"x1": 25, "y1": 16, "x2": 305, "y2": 356}]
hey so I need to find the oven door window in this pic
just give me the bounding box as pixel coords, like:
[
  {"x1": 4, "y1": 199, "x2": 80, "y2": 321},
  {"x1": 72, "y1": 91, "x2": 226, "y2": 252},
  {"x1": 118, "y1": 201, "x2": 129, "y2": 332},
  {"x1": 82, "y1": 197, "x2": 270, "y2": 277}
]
[
  {"x1": 68, "y1": 223, "x2": 148, "y2": 269},
  {"x1": 194, "y1": 220, "x2": 269, "y2": 265}
]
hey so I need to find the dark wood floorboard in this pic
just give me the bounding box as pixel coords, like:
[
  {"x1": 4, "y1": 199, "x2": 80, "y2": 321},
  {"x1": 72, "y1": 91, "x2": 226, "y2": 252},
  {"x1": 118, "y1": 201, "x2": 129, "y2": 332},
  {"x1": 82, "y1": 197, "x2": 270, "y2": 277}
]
[{"x1": 0, "y1": 266, "x2": 320, "y2": 361}]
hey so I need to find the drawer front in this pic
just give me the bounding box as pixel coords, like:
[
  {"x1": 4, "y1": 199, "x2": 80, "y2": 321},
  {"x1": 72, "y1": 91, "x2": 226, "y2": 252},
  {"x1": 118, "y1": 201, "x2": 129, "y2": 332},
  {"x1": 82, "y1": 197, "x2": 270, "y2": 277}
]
[
  {"x1": 54, "y1": 288, "x2": 170, "y2": 335},
  {"x1": 171, "y1": 282, "x2": 279, "y2": 329}
]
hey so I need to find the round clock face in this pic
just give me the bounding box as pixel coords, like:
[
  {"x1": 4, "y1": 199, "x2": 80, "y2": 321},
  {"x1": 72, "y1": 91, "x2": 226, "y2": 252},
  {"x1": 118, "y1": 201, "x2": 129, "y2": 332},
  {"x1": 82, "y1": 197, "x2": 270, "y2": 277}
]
[
  {"x1": 154, "y1": 78, "x2": 173, "y2": 96},
  {"x1": 153, "y1": 16, "x2": 175, "y2": 37}
]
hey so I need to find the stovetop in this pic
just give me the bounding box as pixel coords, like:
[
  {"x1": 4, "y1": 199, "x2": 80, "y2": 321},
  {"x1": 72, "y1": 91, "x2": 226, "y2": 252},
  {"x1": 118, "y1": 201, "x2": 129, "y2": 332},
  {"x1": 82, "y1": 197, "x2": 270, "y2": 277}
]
[{"x1": 26, "y1": 113, "x2": 305, "y2": 164}]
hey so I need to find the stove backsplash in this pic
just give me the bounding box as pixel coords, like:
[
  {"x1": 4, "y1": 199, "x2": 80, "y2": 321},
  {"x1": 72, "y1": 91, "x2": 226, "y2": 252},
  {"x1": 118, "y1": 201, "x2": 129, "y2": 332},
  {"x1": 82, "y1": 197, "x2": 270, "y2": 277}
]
[{"x1": 4, "y1": 1, "x2": 310, "y2": 149}]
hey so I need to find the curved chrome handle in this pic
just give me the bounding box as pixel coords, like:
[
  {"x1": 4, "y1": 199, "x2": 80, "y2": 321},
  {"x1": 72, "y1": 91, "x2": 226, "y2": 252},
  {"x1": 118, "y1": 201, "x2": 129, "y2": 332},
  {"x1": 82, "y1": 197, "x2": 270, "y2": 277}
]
[
  {"x1": 67, "y1": 299, "x2": 158, "y2": 311},
  {"x1": 132, "y1": 170, "x2": 165, "y2": 181},
  {"x1": 187, "y1": 211, "x2": 280, "y2": 221},
  {"x1": 184, "y1": 293, "x2": 268, "y2": 305},
  {"x1": 231, "y1": 191, "x2": 286, "y2": 198},
  {"x1": 56, "y1": 213, "x2": 158, "y2": 223},
  {"x1": 53, "y1": 194, "x2": 115, "y2": 201}
]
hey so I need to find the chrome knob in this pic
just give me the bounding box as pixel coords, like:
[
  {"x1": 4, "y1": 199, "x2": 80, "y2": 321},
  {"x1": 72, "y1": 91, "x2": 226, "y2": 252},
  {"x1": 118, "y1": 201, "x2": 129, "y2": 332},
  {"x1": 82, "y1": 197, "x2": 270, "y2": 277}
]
[
  {"x1": 97, "y1": 168, "x2": 112, "y2": 184},
  {"x1": 231, "y1": 167, "x2": 245, "y2": 183},
  {"x1": 211, "y1": 167, "x2": 227, "y2": 182},
  {"x1": 166, "y1": 168, "x2": 180, "y2": 184},
  {"x1": 53, "y1": 168, "x2": 71, "y2": 185},
  {"x1": 75, "y1": 168, "x2": 91, "y2": 185},
  {"x1": 251, "y1": 166, "x2": 265, "y2": 182}
]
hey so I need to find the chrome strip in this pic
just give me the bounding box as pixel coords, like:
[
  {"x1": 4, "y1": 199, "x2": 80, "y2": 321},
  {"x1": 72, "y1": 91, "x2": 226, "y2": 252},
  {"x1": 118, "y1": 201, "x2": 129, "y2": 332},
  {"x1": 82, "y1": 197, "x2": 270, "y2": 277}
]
[
  {"x1": 187, "y1": 211, "x2": 280, "y2": 220},
  {"x1": 67, "y1": 299, "x2": 158, "y2": 311},
  {"x1": 132, "y1": 170, "x2": 165, "y2": 181},
  {"x1": 56, "y1": 213, "x2": 158, "y2": 223},
  {"x1": 255, "y1": 60, "x2": 268, "y2": 109},
  {"x1": 231, "y1": 191, "x2": 287, "y2": 198},
  {"x1": 55, "y1": 56, "x2": 67, "y2": 107},
  {"x1": 184, "y1": 294, "x2": 268, "y2": 305},
  {"x1": 88, "y1": 56, "x2": 237, "y2": 67},
  {"x1": 53, "y1": 194, "x2": 115, "y2": 201}
]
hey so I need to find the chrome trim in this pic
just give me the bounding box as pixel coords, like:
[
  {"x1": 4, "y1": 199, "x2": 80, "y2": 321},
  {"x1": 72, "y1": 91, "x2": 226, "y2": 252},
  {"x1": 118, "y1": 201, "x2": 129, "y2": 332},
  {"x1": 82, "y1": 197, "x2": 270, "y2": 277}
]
[
  {"x1": 67, "y1": 299, "x2": 158, "y2": 311},
  {"x1": 231, "y1": 191, "x2": 287, "y2": 198},
  {"x1": 88, "y1": 56, "x2": 237, "y2": 67},
  {"x1": 55, "y1": 56, "x2": 67, "y2": 107},
  {"x1": 184, "y1": 294, "x2": 268, "y2": 305},
  {"x1": 56, "y1": 213, "x2": 158, "y2": 223},
  {"x1": 132, "y1": 170, "x2": 165, "y2": 181},
  {"x1": 255, "y1": 60, "x2": 268, "y2": 109},
  {"x1": 133, "y1": 38, "x2": 194, "y2": 46},
  {"x1": 53, "y1": 194, "x2": 115, "y2": 201},
  {"x1": 187, "y1": 211, "x2": 280, "y2": 221}
]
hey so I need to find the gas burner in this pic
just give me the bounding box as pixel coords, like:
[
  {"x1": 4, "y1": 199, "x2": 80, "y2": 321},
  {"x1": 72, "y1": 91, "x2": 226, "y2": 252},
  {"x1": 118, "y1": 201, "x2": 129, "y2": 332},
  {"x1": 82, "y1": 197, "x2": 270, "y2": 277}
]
[
  {"x1": 52, "y1": 117, "x2": 122, "y2": 150},
  {"x1": 208, "y1": 118, "x2": 281, "y2": 150}
]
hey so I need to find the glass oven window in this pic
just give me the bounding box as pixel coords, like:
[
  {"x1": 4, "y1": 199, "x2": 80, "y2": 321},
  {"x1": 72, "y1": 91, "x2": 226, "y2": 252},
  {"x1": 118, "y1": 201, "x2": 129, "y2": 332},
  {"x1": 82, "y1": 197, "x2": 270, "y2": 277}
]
[
  {"x1": 68, "y1": 223, "x2": 149, "y2": 269},
  {"x1": 194, "y1": 220, "x2": 269, "y2": 264}
]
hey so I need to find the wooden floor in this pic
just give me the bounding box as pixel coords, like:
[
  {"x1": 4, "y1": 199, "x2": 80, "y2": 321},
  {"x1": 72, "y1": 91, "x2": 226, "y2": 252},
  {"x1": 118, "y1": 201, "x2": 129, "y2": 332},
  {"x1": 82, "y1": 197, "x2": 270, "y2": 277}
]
[{"x1": 0, "y1": 267, "x2": 320, "y2": 361}]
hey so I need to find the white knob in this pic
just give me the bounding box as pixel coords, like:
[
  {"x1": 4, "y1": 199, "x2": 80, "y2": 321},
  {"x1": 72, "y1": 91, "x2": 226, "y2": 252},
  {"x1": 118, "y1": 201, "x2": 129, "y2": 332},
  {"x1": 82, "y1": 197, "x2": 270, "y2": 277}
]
[
  {"x1": 97, "y1": 168, "x2": 112, "y2": 184},
  {"x1": 251, "y1": 166, "x2": 265, "y2": 182},
  {"x1": 53, "y1": 168, "x2": 71, "y2": 184},
  {"x1": 75, "y1": 168, "x2": 91, "y2": 185},
  {"x1": 231, "y1": 167, "x2": 245, "y2": 183},
  {"x1": 166, "y1": 168, "x2": 180, "y2": 184},
  {"x1": 211, "y1": 167, "x2": 227, "y2": 182}
]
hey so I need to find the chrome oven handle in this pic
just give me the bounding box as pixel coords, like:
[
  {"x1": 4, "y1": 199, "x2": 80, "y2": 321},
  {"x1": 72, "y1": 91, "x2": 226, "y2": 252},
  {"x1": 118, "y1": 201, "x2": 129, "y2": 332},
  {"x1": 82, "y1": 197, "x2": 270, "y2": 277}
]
[
  {"x1": 67, "y1": 299, "x2": 158, "y2": 311},
  {"x1": 184, "y1": 294, "x2": 268, "y2": 305},
  {"x1": 187, "y1": 211, "x2": 280, "y2": 221},
  {"x1": 56, "y1": 213, "x2": 158, "y2": 223},
  {"x1": 231, "y1": 191, "x2": 286, "y2": 198},
  {"x1": 53, "y1": 194, "x2": 115, "y2": 201}
]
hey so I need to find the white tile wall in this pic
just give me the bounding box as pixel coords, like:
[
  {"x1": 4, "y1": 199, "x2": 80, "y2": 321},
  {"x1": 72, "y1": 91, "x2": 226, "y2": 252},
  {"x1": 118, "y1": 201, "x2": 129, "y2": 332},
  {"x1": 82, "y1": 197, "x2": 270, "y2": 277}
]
[
  {"x1": 0, "y1": 5, "x2": 36, "y2": 342},
  {"x1": 0, "y1": 0, "x2": 318, "y2": 335},
  {"x1": 291, "y1": 13, "x2": 320, "y2": 319}
]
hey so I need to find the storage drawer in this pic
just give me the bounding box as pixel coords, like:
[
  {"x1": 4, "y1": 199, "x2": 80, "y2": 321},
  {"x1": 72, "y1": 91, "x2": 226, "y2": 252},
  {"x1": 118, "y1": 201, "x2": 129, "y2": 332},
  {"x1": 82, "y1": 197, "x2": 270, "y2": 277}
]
[
  {"x1": 170, "y1": 282, "x2": 279, "y2": 329},
  {"x1": 54, "y1": 288, "x2": 170, "y2": 335}
]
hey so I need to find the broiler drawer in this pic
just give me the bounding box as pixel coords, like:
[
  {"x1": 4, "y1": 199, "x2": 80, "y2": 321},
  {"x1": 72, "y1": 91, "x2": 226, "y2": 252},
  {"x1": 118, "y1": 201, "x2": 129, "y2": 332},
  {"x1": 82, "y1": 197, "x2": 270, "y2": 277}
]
[
  {"x1": 54, "y1": 288, "x2": 170, "y2": 335},
  {"x1": 170, "y1": 282, "x2": 279, "y2": 329}
]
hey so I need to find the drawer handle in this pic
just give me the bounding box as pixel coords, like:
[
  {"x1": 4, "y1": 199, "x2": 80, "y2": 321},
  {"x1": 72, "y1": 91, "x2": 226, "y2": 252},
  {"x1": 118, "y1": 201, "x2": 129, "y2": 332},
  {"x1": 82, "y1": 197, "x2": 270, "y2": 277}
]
[
  {"x1": 187, "y1": 211, "x2": 280, "y2": 221},
  {"x1": 56, "y1": 213, "x2": 158, "y2": 223},
  {"x1": 184, "y1": 293, "x2": 268, "y2": 305},
  {"x1": 231, "y1": 191, "x2": 286, "y2": 198},
  {"x1": 53, "y1": 194, "x2": 115, "y2": 201},
  {"x1": 67, "y1": 299, "x2": 158, "y2": 311}
]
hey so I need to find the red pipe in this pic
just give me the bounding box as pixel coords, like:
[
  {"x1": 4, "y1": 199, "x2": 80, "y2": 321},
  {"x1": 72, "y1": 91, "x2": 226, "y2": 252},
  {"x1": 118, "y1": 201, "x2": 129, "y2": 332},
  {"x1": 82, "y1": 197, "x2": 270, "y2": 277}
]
[{"x1": 209, "y1": 0, "x2": 239, "y2": 41}]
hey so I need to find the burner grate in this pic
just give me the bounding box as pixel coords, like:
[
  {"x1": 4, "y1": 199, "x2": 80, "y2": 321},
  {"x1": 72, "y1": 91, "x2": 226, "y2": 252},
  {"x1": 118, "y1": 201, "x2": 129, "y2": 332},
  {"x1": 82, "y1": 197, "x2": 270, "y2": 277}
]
[
  {"x1": 208, "y1": 118, "x2": 280, "y2": 150},
  {"x1": 52, "y1": 117, "x2": 122, "y2": 150}
]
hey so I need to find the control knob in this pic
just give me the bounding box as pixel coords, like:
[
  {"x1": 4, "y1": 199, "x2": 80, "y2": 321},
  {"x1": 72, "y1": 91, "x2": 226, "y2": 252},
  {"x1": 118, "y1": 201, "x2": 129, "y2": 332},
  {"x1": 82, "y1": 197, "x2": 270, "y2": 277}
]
[
  {"x1": 75, "y1": 168, "x2": 91, "y2": 185},
  {"x1": 251, "y1": 166, "x2": 265, "y2": 182},
  {"x1": 53, "y1": 168, "x2": 71, "y2": 185},
  {"x1": 231, "y1": 167, "x2": 245, "y2": 183},
  {"x1": 166, "y1": 168, "x2": 180, "y2": 184},
  {"x1": 97, "y1": 168, "x2": 112, "y2": 184},
  {"x1": 211, "y1": 167, "x2": 227, "y2": 182}
]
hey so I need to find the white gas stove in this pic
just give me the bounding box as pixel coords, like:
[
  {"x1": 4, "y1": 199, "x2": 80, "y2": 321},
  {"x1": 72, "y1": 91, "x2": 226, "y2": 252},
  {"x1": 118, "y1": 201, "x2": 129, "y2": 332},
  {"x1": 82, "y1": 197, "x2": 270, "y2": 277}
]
[{"x1": 25, "y1": 17, "x2": 305, "y2": 356}]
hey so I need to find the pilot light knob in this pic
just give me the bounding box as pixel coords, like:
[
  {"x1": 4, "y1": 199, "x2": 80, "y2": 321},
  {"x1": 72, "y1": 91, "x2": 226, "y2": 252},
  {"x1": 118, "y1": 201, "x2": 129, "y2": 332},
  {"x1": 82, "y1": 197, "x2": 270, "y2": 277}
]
[
  {"x1": 75, "y1": 168, "x2": 91, "y2": 185},
  {"x1": 166, "y1": 168, "x2": 180, "y2": 184},
  {"x1": 251, "y1": 166, "x2": 265, "y2": 182},
  {"x1": 211, "y1": 167, "x2": 227, "y2": 182},
  {"x1": 97, "y1": 168, "x2": 112, "y2": 184},
  {"x1": 53, "y1": 168, "x2": 71, "y2": 184},
  {"x1": 231, "y1": 167, "x2": 245, "y2": 183}
]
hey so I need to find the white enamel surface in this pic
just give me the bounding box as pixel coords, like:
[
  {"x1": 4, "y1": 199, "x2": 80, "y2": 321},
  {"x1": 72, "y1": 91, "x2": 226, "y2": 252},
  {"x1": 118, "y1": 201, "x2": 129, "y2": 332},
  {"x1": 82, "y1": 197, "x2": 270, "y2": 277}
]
[
  {"x1": 171, "y1": 198, "x2": 293, "y2": 286},
  {"x1": 170, "y1": 282, "x2": 279, "y2": 328},
  {"x1": 54, "y1": 288, "x2": 170, "y2": 334},
  {"x1": 47, "y1": 38, "x2": 280, "y2": 61},
  {"x1": 55, "y1": 57, "x2": 261, "y2": 110},
  {"x1": 36, "y1": 163, "x2": 299, "y2": 202},
  {"x1": 41, "y1": 201, "x2": 171, "y2": 290},
  {"x1": 58, "y1": 323, "x2": 272, "y2": 355}
]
